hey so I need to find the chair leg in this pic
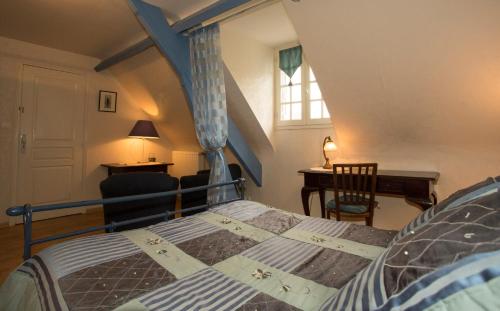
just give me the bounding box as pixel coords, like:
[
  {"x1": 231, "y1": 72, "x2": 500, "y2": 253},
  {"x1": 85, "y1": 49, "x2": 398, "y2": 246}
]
[{"x1": 366, "y1": 215, "x2": 373, "y2": 227}]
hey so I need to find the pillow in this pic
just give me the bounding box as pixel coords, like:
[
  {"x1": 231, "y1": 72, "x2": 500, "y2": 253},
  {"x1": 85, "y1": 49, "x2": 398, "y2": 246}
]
[
  {"x1": 391, "y1": 176, "x2": 499, "y2": 245},
  {"x1": 320, "y1": 190, "x2": 500, "y2": 311}
]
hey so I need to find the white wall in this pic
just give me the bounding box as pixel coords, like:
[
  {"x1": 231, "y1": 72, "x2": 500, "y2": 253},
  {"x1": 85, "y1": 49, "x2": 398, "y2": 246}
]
[{"x1": 0, "y1": 37, "x2": 172, "y2": 224}]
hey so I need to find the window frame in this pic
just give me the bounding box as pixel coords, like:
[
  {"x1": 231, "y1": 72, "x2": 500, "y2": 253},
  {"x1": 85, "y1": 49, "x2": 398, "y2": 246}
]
[{"x1": 274, "y1": 44, "x2": 331, "y2": 129}]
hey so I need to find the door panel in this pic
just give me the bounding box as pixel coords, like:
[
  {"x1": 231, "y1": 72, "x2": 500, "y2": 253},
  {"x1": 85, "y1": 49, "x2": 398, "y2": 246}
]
[
  {"x1": 32, "y1": 166, "x2": 72, "y2": 204},
  {"x1": 15, "y1": 65, "x2": 85, "y2": 222}
]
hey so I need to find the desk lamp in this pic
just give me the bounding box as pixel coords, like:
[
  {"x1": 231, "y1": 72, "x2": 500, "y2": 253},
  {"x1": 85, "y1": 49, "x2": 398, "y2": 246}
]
[{"x1": 322, "y1": 136, "x2": 337, "y2": 169}]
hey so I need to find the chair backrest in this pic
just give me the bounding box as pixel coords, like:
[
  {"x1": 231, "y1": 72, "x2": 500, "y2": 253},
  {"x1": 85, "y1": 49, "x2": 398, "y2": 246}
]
[
  {"x1": 100, "y1": 172, "x2": 179, "y2": 231},
  {"x1": 196, "y1": 163, "x2": 242, "y2": 179},
  {"x1": 332, "y1": 163, "x2": 378, "y2": 212},
  {"x1": 180, "y1": 163, "x2": 242, "y2": 216}
]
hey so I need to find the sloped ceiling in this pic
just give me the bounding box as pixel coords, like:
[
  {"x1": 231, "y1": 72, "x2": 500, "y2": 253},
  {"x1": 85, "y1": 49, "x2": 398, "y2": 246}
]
[
  {"x1": 221, "y1": 1, "x2": 297, "y2": 47},
  {"x1": 0, "y1": 0, "x2": 145, "y2": 58},
  {"x1": 0, "y1": 0, "x2": 218, "y2": 59},
  {"x1": 283, "y1": 0, "x2": 500, "y2": 154}
]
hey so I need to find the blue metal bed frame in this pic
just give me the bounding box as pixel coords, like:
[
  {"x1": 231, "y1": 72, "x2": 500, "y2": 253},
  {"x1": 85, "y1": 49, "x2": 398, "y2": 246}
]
[{"x1": 6, "y1": 178, "x2": 246, "y2": 260}]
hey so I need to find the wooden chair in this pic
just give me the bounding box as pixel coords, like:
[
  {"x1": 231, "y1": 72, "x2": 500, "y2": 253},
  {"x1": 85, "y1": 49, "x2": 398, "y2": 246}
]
[{"x1": 326, "y1": 163, "x2": 378, "y2": 226}]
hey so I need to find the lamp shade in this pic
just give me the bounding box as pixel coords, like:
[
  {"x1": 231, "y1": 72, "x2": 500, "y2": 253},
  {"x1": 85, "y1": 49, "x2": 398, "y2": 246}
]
[
  {"x1": 323, "y1": 137, "x2": 337, "y2": 151},
  {"x1": 128, "y1": 120, "x2": 160, "y2": 139}
]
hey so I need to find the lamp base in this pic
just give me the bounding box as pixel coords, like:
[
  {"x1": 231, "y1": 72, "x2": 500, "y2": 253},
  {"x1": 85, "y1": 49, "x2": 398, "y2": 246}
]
[{"x1": 323, "y1": 159, "x2": 332, "y2": 169}]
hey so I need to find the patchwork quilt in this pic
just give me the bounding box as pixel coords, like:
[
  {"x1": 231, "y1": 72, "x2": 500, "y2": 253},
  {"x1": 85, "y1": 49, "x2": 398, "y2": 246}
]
[{"x1": 0, "y1": 200, "x2": 397, "y2": 311}]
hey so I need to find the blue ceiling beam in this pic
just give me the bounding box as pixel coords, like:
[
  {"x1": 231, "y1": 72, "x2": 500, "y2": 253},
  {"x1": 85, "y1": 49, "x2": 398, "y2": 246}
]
[
  {"x1": 94, "y1": 0, "x2": 254, "y2": 72},
  {"x1": 94, "y1": 37, "x2": 154, "y2": 72},
  {"x1": 171, "y1": 0, "x2": 254, "y2": 33},
  {"x1": 128, "y1": 0, "x2": 262, "y2": 186}
]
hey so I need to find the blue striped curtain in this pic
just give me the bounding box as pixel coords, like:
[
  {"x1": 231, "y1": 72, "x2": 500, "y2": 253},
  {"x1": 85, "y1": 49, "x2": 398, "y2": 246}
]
[{"x1": 189, "y1": 23, "x2": 235, "y2": 204}]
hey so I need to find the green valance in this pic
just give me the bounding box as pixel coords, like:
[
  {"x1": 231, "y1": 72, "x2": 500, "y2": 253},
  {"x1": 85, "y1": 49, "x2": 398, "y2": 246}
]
[{"x1": 279, "y1": 45, "x2": 302, "y2": 86}]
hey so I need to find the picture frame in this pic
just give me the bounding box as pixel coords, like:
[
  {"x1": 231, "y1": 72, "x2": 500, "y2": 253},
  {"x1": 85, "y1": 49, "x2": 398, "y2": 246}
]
[{"x1": 98, "y1": 90, "x2": 117, "y2": 112}]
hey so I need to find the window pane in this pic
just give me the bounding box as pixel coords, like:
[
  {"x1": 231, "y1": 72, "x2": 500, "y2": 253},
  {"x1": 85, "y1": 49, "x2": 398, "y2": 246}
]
[
  {"x1": 291, "y1": 66, "x2": 301, "y2": 84},
  {"x1": 281, "y1": 104, "x2": 290, "y2": 121},
  {"x1": 309, "y1": 68, "x2": 316, "y2": 82},
  {"x1": 291, "y1": 84, "x2": 301, "y2": 102},
  {"x1": 291, "y1": 103, "x2": 302, "y2": 120},
  {"x1": 280, "y1": 70, "x2": 289, "y2": 86},
  {"x1": 310, "y1": 100, "x2": 322, "y2": 119},
  {"x1": 322, "y1": 102, "x2": 330, "y2": 118},
  {"x1": 310, "y1": 82, "x2": 322, "y2": 100},
  {"x1": 280, "y1": 86, "x2": 290, "y2": 103}
]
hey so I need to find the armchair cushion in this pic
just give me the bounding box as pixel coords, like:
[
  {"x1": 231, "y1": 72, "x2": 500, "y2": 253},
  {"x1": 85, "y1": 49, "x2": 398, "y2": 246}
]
[
  {"x1": 100, "y1": 172, "x2": 179, "y2": 232},
  {"x1": 179, "y1": 173, "x2": 210, "y2": 216},
  {"x1": 180, "y1": 163, "x2": 242, "y2": 217}
]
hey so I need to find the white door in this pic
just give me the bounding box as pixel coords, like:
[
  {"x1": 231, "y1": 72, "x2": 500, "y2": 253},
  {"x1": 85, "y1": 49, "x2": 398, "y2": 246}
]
[{"x1": 14, "y1": 65, "x2": 85, "y2": 223}]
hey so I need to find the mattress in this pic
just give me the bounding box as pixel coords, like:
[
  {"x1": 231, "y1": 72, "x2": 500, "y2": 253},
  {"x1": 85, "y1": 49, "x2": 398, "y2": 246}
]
[{"x1": 0, "y1": 200, "x2": 397, "y2": 311}]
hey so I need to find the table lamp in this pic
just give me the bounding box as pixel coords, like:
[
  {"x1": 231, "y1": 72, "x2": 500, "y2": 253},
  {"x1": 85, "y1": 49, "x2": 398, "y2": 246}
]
[
  {"x1": 322, "y1": 136, "x2": 337, "y2": 169},
  {"x1": 128, "y1": 120, "x2": 160, "y2": 163}
]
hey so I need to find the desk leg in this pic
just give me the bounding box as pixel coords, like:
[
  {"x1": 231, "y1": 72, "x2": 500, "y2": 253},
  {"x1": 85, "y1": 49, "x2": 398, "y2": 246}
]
[
  {"x1": 319, "y1": 188, "x2": 326, "y2": 218},
  {"x1": 406, "y1": 197, "x2": 434, "y2": 211},
  {"x1": 301, "y1": 186, "x2": 314, "y2": 216},
  {"x1": 431, "y1": 191, "x2": 438, "y2": 205}
]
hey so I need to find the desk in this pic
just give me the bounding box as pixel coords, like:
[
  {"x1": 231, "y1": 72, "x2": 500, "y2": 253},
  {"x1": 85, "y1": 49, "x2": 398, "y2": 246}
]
[
  {"x1": 101, "y1": 162, "x2": 174, "y2": 176},
  {"x1": 298, "y1": 168, "x2": 440, "y2": 218}
]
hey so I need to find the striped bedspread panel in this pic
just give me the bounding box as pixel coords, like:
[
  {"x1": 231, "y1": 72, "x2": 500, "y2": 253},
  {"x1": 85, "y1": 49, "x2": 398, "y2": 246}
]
[{"x1": 3, "y1": 200, "x2": 397, "y2": 311}]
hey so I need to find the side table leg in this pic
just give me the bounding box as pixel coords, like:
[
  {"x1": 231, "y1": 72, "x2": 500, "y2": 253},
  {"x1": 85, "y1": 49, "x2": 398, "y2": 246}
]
[
  {"x1": 301, "y1": 187, "x2": 312, "y2": 216},
  {"x1": 319, "y1": 188, "x2": 326, "y2": 218}
]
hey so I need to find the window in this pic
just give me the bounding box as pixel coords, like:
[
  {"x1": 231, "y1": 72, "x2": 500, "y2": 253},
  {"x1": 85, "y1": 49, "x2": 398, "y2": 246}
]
[
  {"x1": 308, "y1": 68, "x2": 330, "y2": 120},
  {"x1": 276, "y1": 48, "x2": 330, "y2": 127}
]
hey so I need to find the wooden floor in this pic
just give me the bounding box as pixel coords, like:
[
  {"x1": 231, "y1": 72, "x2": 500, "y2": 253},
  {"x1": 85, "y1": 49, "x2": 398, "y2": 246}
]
[{"x1": 0, "y1": 209, "x2": 105, "y2": 284}]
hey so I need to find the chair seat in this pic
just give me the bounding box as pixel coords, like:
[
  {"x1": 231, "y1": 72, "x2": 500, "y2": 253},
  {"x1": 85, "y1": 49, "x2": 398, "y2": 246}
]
[{"x1": 326, "y1": 197, "x2": 376, "y2": 214}]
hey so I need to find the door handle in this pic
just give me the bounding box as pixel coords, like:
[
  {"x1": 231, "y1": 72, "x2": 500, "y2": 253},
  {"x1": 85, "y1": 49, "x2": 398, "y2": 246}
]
[{"x1": 20, "y1": 133, "x2": 27, "y2": 153}]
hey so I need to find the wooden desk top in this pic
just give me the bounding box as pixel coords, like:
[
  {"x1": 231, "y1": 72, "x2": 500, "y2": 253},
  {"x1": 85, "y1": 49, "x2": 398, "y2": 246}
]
[
  {"x1": 298, "y1": 167, "x2": 440, "y2": 181},
  {"x1": 101, "y1": 162, "x2": 174, "y2": 168}
]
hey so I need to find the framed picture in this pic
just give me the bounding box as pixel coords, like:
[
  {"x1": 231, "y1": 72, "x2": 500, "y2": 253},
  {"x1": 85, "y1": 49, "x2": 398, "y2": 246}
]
[{"x1": 98, "y1": 90, "x2": 117, "y2": 112}]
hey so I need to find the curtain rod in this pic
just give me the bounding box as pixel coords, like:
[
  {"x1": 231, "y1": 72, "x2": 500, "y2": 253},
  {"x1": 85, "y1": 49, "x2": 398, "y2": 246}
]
[{"x1": 184, "y1": 0, "x2": 280, "y2": 34}]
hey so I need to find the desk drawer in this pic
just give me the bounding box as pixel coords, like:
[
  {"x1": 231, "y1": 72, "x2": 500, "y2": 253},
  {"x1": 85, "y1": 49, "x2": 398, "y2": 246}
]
[
  {"x1": 303, "y1": 173, "x2": 333, "y2": 188},
  {"x1": 377, "y1": 179, "x2": 405, "y2": 194},
  {"x1": 319, "y1": 175, "x2": 333, "y2": 187}
]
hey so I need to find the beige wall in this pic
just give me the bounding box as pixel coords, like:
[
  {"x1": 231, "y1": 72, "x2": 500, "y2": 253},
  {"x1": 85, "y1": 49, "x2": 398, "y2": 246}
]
[
  {"x1": 220, "y1": 24, "x2": 275, "y2": 145},
  {"x1": 0, "y1": 37, "x2": 172, "y2": 224}
]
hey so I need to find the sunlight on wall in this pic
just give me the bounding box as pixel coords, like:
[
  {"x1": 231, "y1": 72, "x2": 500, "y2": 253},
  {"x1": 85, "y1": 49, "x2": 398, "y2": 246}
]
[
  {"x1": 141, "y1": 101, "x2": 159, "y2": 117},
  {"x1": 125, "y1": 84, "x2": 160, "y2": 117}
]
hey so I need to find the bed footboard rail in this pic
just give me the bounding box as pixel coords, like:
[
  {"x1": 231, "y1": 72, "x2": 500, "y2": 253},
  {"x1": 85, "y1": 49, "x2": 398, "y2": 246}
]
[{"x1": 6, "y1": 178, "x2": 246, "y2": 260}]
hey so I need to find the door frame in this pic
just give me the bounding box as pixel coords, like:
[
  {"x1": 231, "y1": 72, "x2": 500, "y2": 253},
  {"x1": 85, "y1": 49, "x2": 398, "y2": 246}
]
[{"x1": 5, "y1": 55, "x2": 89, "y2": 226}]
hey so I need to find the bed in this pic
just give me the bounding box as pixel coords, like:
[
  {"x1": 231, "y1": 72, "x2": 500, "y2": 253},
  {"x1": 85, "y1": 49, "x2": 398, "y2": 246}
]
[{"x1": 1, "y1": 177, "x2": 500, "y2": 311}]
